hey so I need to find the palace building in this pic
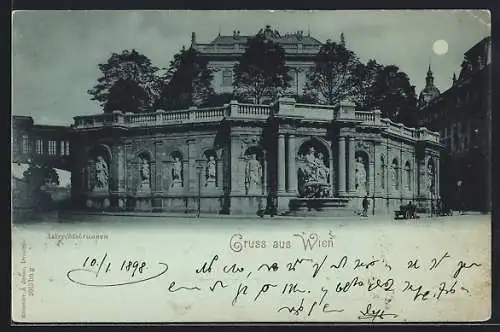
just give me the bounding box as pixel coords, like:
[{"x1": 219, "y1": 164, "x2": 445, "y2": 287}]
[
  {"x1": 70, "y1": 98, "x2": 441, "y2": 215},
  {"x1": 191, "y1": 25, "x2": 323, "y2": 97},
  {"x1": 417, "y1": 36, "x2": 491, "y2": 213}
]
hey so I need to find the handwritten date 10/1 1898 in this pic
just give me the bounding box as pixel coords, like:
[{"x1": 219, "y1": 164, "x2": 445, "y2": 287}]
[{"x1": 67, "y1": 253, "x2": 169, "y2": 287}]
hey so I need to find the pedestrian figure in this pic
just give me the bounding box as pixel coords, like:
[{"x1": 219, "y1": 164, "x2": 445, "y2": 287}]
[
  {"x1": 407, "y1": 201, "x2": 416, "y2": 219},
  {"x1": 362, "y1": 194, "x2": 369, "y2": 217}
]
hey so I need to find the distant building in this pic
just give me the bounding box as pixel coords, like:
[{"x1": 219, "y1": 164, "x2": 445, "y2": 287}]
[
  {"x1": 191, "y1": 25, "x2": 323, "y2": 97},
  {"x1": 12, "y1": 116, "x2": 73, "y2": 171},
  {"x1": 417, "y1": 65, "x2": 441, "y2": 109},
  {"x1": 417, "y1": 36, "x2": 491, "y2": 212}
]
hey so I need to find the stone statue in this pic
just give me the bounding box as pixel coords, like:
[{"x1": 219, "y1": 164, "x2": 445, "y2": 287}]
[
  {"x1": 94, "y1": 156, "x2": 108, "y2": 191},
  {"x1": 405, "y1": 165, "x2": 411, "y2": 191},
  {"x1": 206, "y1": 155, "x2": 216, "y2": 187},
  {"x1": 245, "y1": 153, "x2": 262, "y2": 195},
  {"x1": 141, "y1": 158, "x2": 150, "y2": 181},
  {"x1": 391, "y1": 162, "x2": 398, "y2": 189},
  {"x1": 304, "y1": 147, "x2": 319, "y2": 182},
  {"x1": 138, "y1": 158, "x2": 150, "y2": 192},
  {"x1": 171, "y1": 156, "x2": 183, "y2": 188},
  {"x1": 314, "y1": 152, "x2": 329, "y2": 183},
  {"x1": 426, "y1": 163, "x2": 434, "y2": 192},
  {"x1": 207, "y1": 156, "x2": 216, "y2": 179},
  {"x1": 380, "y1": 161, "x2": 386, "y2": 189},
  {"x1": 355, "y1": 156, "x2": 367, "y2": 194}
]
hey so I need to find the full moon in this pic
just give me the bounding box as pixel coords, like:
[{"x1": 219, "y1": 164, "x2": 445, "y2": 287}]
[{"x1": 433, "y1": 39, "x2": 449, "y2": 55}]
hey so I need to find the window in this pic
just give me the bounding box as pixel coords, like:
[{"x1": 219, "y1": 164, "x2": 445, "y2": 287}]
[
  {"x1": 60, "y1": 141, "x2": 65, "y2": 155},
  {"x1": 222, "y1": 69, "x2": 232, "y2": 87},
  {"x1": 65, "y1": 141, "x2": 70, "y2": 155},
  {"x1": 36, "y1": 139, "x2": 43, "y2": 155},
  {"x1": 48, "y1": 140, "x2": 57, "y2": 156},
  {"x1": 22, "y1": 135, "x2": 30, "y2": 154}
]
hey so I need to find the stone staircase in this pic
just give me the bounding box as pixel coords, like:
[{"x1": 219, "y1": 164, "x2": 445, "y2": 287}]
[{"x1": 287, "y1": 197, "x2": 355, "y2": 217}]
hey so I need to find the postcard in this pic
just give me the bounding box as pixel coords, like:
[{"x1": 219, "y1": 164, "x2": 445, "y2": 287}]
[{"x1": 11, "y1": 9, "x2": 491, "y2": 323}]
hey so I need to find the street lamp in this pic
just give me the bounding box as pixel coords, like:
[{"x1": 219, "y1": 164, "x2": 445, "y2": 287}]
[{"x1": 196, "y1": 165, "x2": 203, "y2": 218}]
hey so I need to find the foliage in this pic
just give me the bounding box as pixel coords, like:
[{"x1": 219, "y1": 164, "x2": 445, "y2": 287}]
[
  {"x1": 88, "y1": 49, "x2": 162, "y2": 113},
  {"x1": 369, "y1": 65, "x2": 418, "y2": 125},
  {"x1": 233, "y1": 33, "x2": 292, "y2": 104},
  {"x1": 303, "y1": 39, "x2": 361, "y2": 106},
  {"x1": 202, "y1": 93, "x2": 235, "y2": 107},
  {"x1": 157, "y1": 47, "x2": 214, "y2": 109},
  {"x1": 351, "y1": 59, "x2": 384, "y2": 110},
  {"x1": 23, "y1": 162, "x2": 60, "y2": 190}
]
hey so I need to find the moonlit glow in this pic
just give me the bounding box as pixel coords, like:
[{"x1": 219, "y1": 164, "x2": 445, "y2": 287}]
[{"x1": 433, "y1": 39, "x2": 449, "y2": 55}]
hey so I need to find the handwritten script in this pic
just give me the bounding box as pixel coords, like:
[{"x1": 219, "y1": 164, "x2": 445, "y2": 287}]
[{"x1": 65, "y1": 230, "x2": 485, "y2": 322}]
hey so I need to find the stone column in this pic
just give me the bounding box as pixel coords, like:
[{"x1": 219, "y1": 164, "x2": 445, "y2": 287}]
[
  {"x1": 187, "y1": 139, "x2": 197, "y2": 194},
  {"x1": 277, "y1": 134, "x2": 286, "y2": 194},
  {"x1": 230, "y1": 135, "x2": 242, "y2": 194},
  {"x1": 116, "y1": 145, "x2": 126, "y2": 192},
  {"x1": 216, "y1": 150, "x2": 223, "y2": 189},
  {"x1": 329, "y1": 156, "x2": 334, "y2": 197},
  {"x1": 436, "y1": 157, "x2": 440, "y2": 199},
  {"x1": 263, "y1": 150, "x2": 268, "y2": 195},
  {"x1": 369, "y1": 161, "x2": 375, "y2": 196},
  {"x1": 348, "y1": 137, "x2": 356, "y2": 193},
  {"x1": 338, "y1": 136, "x2": 346, "y2": 195},
  {"x1": 287, "y1": 134, "x2": 297, "y2": 195}
]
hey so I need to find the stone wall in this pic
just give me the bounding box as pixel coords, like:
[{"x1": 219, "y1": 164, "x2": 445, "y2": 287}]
[{"x1": 72, "y1": 100, "x2": 441, "y2": 215}]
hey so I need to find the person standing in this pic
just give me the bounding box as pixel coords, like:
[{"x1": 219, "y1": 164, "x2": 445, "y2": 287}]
[{"x1": 362, "y1": 194, "x2": 369, "y2": 217}]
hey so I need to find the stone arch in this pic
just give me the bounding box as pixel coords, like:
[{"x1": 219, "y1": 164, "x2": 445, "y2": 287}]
[
  {"x1": 135, "y1": 149, "x2": 154, "y2": 162},
  {"x1": 297, "y1": 138, "x2": 332, "y2": 198},
  {"x1": 87, "y1": 143, "x2": 112, "y2": 163},
  {"x1": 297, "y1": 136, "x2": 332, "y2": 161},
  {"x1": 170, "y1": 150, "x2": 184, "y2": 161}
]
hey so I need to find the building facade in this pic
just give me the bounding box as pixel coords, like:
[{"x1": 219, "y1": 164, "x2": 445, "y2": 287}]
[
  {"x1": 417, "y1": 36, "x2": 491, "y2": 212},
  {"x1": 70, "y1": 99, "x2": 441, "y2": 215},
  {"x1": 12, "y1": 116, "x2": 72, "y2": 171},
  {"x1": 191, "y1": 26, "x2": 323, "y2": 97}
]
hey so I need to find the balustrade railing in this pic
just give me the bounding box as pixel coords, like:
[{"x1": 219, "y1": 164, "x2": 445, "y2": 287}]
[{"x1": 73, "y1": 100, "x2": 440, "y2": 144}]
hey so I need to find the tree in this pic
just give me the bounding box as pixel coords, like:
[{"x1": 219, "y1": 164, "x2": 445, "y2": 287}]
[
  {"x1": 88, "y1": 49, "x2": 162, "y2": 113},
  {"x1": 158, "y1": 47, "x2": 214, "y2": 109},
  {"x1": 22, "y1": 162, "x2": 60, "y2": 209},
  {"x1": 351, "y1": 59, "x2": 384, "y2": 110},
  {"x1": 233, "y1": 32, "x2": 292, "y2": 104},
  {"x1": 303, "y1": 39, "x2": 361, "y2": 106},
  {"x1": 23, "y1": 162, "x2": 60, "y2": 189},
  {"x1": 203, "y1": 92, "x2": 235, "y2": 107},
  {"x1": 370, "y1": 65, "x2": 418, "y2": 125}
]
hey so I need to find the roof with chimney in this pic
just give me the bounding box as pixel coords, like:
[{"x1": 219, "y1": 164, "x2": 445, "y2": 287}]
[
  {"x1": 208, "y1": 27, "x2": 322, "y2": 46},
  {"x1": 191, "y1": 25, "x2": 323, "y2": 56}
]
